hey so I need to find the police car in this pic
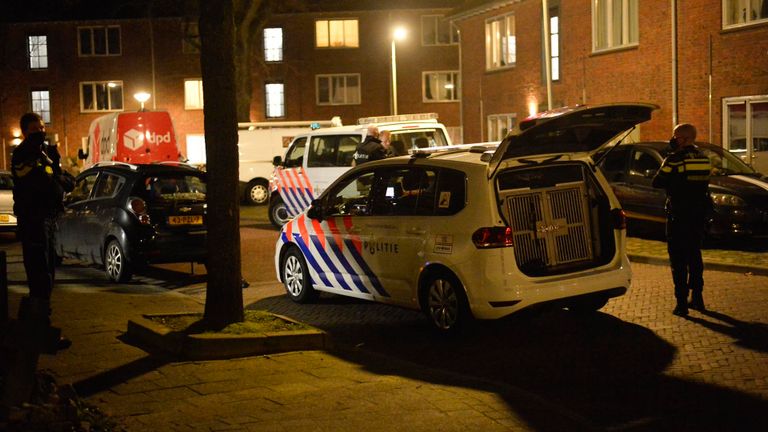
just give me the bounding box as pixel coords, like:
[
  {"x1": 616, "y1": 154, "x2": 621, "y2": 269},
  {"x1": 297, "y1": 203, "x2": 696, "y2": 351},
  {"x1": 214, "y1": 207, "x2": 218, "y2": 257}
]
[
  {"x1": 274, "y1": 104, "x2": 655, "y2": 331},
  {"x1": 268, "y1": 113, "x2": 452, "y2": 227}
]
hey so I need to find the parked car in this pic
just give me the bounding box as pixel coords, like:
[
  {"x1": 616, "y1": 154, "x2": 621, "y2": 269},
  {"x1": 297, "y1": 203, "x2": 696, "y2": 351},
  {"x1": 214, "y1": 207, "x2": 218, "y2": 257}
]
[
  {"x1": 268, "y1": 113, "x2": 453, "y2": 227},
  {"x1": 273, "y1": 103, "x2": 655, "y2": 332},
  {"x1": 0, "y1": 170, "x2": 17, "y2": 232},
  {"x1": 597, "y1": 141, "x2": 768, "y2": 240},
  {"x1": 55, "y1": 162, "x2": 207, "y2": 282}
]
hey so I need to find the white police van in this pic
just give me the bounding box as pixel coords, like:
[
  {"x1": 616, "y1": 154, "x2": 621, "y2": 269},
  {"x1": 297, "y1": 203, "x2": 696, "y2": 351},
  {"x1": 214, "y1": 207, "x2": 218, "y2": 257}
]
[
  {"x1": 268, "y1": 113, "x2": 452, "y2": 227},
  {"x1": 274, "y1": 104, "x2": 657, "y2": 332}
]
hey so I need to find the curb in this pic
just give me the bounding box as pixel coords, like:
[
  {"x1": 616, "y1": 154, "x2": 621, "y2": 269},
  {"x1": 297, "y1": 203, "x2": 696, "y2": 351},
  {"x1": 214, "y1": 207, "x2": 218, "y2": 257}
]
[
  {"x1": 628, "y1": 254, "x2": 768, "y2": 276},
  {"x1": 126, "y1": 312, "x2": 331, "y2": 360}
]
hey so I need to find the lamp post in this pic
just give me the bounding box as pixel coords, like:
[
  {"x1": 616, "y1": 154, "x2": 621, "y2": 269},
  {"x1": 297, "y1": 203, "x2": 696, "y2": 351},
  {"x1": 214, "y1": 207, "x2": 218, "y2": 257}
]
[
  {"x1": 391, "y1": 26, "x2": 407, "y2": 116},
  {"x1": 134, "y1": 91, "x2": 151, "y2": 111}
]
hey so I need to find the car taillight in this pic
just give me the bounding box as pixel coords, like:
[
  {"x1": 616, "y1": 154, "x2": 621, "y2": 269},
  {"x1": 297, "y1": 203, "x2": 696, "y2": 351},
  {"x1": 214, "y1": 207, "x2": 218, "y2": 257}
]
[
  {"x1": 472, "y1": 227, "x2": 514, "y2": 249},
  {"x1": 128, "y1": 197, "x2": 151, "y2": 225},
  {"x1": 611, "y1": 208, "x2": 627, "y2": 230}
]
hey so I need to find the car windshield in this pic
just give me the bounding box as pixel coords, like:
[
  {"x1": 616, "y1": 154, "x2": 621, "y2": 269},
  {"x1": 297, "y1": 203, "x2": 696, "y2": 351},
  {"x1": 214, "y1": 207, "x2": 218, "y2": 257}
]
[
  {"x1": 698, "y1": 145, "x2": 756, "y2": 176},
  {"x1": 145, "y1": 174, "x2": 206, "y2": 202}
]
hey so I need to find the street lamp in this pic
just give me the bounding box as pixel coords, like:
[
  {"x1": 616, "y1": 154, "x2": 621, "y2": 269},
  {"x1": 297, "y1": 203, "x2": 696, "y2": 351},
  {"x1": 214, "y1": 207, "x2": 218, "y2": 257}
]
[
  {"x1": 134, "y1": 91, "x2": 151, "y2": 111},
  {"x1": 391, "y1": 26, "x2": 407, "y2": 116}
]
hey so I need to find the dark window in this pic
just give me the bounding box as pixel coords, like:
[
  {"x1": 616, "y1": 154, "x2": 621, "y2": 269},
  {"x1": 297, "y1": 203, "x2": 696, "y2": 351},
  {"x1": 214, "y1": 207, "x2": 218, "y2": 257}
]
[
  {"x1": 284, "y1": 137, "x2": 307, "y2": 168},
  {"x1": 308, "y1": 135, "x2": 360, "y2": 167},
  {"x1": 599, "y1": 147, "x2": 629, "y2": 179},
  {"x1": 629, "y1": 149, "x2": 660, "y2": 177},
  {"x1": 370, "y1": 167, "x2": 437, "y2": 216},
  {"x1": 68, "y1": 174, "x2": 99, "y2": 203}
]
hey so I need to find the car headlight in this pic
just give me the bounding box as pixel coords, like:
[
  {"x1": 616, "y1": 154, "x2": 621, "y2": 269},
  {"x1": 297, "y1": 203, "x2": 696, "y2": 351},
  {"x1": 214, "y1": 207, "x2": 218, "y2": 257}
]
[{"x1": 711, "y1": 193, "x2": 746, "y2": 207}]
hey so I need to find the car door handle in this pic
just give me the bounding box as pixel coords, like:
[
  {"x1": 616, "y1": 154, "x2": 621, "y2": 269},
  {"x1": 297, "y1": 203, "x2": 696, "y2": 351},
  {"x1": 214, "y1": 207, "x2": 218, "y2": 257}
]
[{"x1": 406, "y1": 227, "x2": 426, "y2": 235}]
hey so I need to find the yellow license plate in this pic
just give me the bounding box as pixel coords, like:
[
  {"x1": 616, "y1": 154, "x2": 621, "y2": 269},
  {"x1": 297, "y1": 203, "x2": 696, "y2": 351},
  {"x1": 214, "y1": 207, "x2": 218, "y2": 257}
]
[
  {"x1": 0, "y1": 214, "x2": 9, "y2": 223},
  {"x1": 168, "y1": 215, "x2": 203, "y2": 225}
]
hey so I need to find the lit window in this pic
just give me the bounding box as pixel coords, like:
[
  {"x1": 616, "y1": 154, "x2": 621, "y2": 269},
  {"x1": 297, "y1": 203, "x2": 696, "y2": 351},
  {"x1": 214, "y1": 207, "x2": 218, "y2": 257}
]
[
  {"x1": 78, "y1": 26, "x2": 121, "y2": 56},
  {"x1": 723, "y1": 0, "x2": 768, "y2": 27},
  {"x1": 264, "y1": 27, "x2": 283, "y2": 61},
  {"x1": 28, "y1": 35, "x2": 48, "y2": 69},
  {"x1": 317, "y1": 74, "x2": 360, "y2": 105},
  {"x1": 421, "y1": 15, "x2": 459, "y2": 46},
  {"x1": 423, "y1": 71, "x2": 460, "y2": 102},
  {"x1": 185, "y1": 79, "x2": 204, "y2": 110},
  {"x1": 315, "y1": 19, "x2": 359, "y2": 48},
  {"x1": 31, "y1": 89, "x2": 51, "y2": 123},
  {"x1": 723, "y1": 96, "x2": 768, "y2": 173},
  {"x1": 80, "y1": 81, "x2": 123, "y2": 112},
  {"x1": 592, "y1": 0, "x2": 638, "y2": 52},
  {"x1": 487, "y1": 114, "x2": 516, "y2": 142},
  {"x1": 485, "y1": 14, "x2": 516, "y2": 70},
  {"x1": 265, "y1": 82, "x2": 285, "y2": 118}
]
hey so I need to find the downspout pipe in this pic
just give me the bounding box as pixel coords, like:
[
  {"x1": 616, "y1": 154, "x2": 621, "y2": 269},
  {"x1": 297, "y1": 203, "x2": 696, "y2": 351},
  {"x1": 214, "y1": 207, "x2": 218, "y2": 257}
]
[
  {"x1": 458, "y1": 28, "x2": 464, "y2": 143},
  {"x1": 671, "y1": 0, "x2": 678, "y2": 127}
]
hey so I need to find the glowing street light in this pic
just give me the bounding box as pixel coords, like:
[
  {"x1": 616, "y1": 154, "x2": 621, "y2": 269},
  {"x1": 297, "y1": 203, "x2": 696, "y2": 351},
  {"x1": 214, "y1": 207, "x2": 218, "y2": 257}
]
[
  {"x1": 391, "y1": 26, "x2": 407, "y2": 115},
  {"x1": 134, "y1": 92, "x2": 151, "y2": 111}
]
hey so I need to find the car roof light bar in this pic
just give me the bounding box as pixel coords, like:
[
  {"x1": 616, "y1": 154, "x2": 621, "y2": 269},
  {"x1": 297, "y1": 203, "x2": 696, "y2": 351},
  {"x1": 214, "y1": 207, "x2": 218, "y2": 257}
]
[
  {"x1": 410, "y1": 142, "x2": 500, "y2": 158},
  {"x1": 358, "y1": 112, "x2": 439, "y2": 125}
]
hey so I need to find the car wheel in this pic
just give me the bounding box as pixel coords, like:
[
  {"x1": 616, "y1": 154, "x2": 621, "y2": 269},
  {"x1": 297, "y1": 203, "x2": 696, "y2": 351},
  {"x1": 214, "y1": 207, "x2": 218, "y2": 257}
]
[
  {"x1": 567, "y1": 296, "x2": 609, "y2": 313},
  {"x1": 281, "y1": 247, "x2": 317, "y2": 303},
  {"x1": 245, "y1": 180, "x2": 269, "y2": 206},
  {"x1": 105, "y1": 239, "x2": 132, "y2": 283},
  {"x1": 269, "y1": 196, "x2": 291, "y2": 228},
  {"x1": 421, "y1": 271, "x2": 471, "y2": 333}
]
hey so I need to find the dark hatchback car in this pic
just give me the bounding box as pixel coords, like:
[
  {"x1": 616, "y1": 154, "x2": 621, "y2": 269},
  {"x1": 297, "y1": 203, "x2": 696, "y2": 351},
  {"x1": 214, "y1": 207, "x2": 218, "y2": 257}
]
[
  {"x1": 56, "y1": 162, "x2": 207, "y2": 282},
  {"x1": 597, "y1": 141, "x2": 768, "y2": 240}
]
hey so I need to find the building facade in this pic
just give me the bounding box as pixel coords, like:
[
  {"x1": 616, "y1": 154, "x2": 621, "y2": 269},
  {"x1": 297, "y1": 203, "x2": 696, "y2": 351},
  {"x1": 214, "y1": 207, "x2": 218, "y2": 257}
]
[
  {"x1": 0, "y1": 5, "x2": 461, "y2": 170},
  {"x1": 450, "y1": 0, "x2": 768, "y2": 172}
]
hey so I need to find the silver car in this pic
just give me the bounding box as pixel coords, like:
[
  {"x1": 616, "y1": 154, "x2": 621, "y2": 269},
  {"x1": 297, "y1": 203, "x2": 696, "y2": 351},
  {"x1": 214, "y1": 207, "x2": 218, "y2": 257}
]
[{"x1": 0, "y1": 170, "x2": 17, "y2": 232}]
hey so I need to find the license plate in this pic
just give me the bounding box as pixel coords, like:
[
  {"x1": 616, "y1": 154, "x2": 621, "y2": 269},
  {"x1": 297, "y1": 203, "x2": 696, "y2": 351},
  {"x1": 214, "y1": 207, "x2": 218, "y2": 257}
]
[
  {"x1": 168, "y1": 215, "x2": 203, "y2": 225},
  {"x1": 0, "y1": 214, "x2": 9, "y2": 223}
]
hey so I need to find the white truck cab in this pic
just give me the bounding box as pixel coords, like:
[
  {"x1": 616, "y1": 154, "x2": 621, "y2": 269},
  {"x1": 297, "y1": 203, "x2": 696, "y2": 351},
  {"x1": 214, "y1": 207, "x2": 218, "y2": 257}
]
[{"x1": 268, "y1": 113, "x2": 453, "y2": 227}]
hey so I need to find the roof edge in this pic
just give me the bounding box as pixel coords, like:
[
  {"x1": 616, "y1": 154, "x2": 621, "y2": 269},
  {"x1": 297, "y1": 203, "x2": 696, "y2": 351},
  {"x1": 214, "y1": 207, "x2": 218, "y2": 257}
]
[{"x1": 447, "y1": 0, "x2": 522, "y2": 22}]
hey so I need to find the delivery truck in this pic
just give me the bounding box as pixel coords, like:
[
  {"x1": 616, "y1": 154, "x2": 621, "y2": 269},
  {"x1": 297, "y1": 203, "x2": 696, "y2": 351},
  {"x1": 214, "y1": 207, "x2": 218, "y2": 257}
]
[{"x1": 79, "y1": 111, "x2": 182, "y2": 168}]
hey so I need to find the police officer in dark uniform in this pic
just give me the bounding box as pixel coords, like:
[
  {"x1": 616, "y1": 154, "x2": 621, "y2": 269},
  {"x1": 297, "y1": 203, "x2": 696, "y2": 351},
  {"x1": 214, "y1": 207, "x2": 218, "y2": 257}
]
[
  {"x1": 352, "y1": 125, "x2": 387, "y2": 166},
  {"x1": 652, "y1": 123, "x2": 712, "y2": 317},
  {"x1": 11, "y1": 112, "x2": 74, "y2": 348}
]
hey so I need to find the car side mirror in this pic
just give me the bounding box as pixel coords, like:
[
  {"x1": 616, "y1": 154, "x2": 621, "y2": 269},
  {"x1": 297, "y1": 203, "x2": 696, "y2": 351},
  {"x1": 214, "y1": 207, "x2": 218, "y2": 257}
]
[
  {"x1": 77, "y1": 149, "x2": 88, "y2": 160},
  {"x1": 272, "y1": 155, "x2": 282, "y2": 166},
  {"x1": 307, "y1": 199, "x2": 324, "y2": 221}
]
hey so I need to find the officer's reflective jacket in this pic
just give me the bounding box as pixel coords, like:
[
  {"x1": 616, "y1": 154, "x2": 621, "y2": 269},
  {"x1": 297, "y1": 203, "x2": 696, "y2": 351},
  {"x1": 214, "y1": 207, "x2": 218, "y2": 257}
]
[
  {"x1": 652, "y1": 144, "x2": 712, "y2": 218},
  {"x1": 11, "y1": 134, "x2": 70, "y2": 220}
]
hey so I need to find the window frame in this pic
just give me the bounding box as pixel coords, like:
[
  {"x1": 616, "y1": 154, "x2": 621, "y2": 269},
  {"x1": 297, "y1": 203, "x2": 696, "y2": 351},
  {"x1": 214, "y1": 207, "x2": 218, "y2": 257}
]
[
  {"x1": 546, "y1": 5, "x2": 560, "y2": 82},
  {"x1": 722, "y1": 0, "x2": 768, "y2": 29},
  {"x1": 27, "y1": 35, "x2": 48, "y2": 70},
  {"x1": 30, "y1": 88, "x2": 51, "y2": 124},
  {"x1": 182, "y1": 21, "x2": 200, "y2": 54},
  {"x1": 591, "y1": 0, "x2": 638, "y2": 53},
  {"x1": 487, "y1": 113, "x2": 517, "y2": 142},
  {"x1": 263, "y1": 27, "x2": 284, "y2": 62},
  {"x1": 485, "y1": 13, "x2": 516, "y2": 71},
  {"x1": 77, "y1": 25, "x2": 121, "y2": 57},
  {"x1": 316, "y1": 73, "x2": 361, "y2": 106},
  {"x1": 184, "y1": 78, "x2": 204, "y2": 110},
  {"x1": 265, "y1": 81, "x2": 285, "y2": 118},
  {"x1": 722, "y1": 95, "x2": 768, "y2": 164},
  {"x1": 79, "y1": 81, "x2": 124, "y2": 113},
  {"x1": 421, "y1": 15, "x2": 459, "y2": 46},
  {"x1": 422, "y1": 70, "x2": 460, "y2": 103},
  {"x1": 315, "y1": 18, "x2": 359, "y2": 49}
]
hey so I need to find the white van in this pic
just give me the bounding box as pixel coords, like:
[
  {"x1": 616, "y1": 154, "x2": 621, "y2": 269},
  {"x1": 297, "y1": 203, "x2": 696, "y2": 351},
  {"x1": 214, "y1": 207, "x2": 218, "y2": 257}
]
[
  {"x1": 237, "y1": 119, "x2": 338, "y2": 204},
  {"x1": 268, "y1": 113, "x2": 453, "y2": 226}
]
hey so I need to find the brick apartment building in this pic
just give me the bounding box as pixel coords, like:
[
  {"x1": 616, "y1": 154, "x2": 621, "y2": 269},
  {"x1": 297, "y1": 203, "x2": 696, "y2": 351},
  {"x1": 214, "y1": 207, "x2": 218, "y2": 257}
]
[
  {"x1": 0, "y1": 1, "x2": 460, "y2": 170},
  {"x1": 2, "y1": 0, "x2": 767, "y2": 173},
  {"x1": 450, "y1": 0, "x2": 768, "y2": 172}
]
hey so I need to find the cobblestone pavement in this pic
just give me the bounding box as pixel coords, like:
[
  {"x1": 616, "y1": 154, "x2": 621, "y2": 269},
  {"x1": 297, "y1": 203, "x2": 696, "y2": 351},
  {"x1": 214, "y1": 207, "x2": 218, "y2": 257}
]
[{"x1": 2, "y1": 221, "x2": 767, "y2": 431}]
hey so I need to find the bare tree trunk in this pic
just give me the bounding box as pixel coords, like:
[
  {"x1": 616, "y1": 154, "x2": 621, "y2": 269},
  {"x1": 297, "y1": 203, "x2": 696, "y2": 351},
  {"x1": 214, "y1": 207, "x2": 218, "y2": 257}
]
[{"x1": 199, "y1": 0, "x2": 243, "y2": 327}]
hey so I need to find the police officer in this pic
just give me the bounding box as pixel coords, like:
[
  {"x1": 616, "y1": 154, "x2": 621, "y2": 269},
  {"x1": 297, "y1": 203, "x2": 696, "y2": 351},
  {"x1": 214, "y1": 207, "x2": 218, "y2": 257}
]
[
  {"x1": 352, "y1": 125, "x2": 387, "y2": 166},
  {"x1": 652, "y1": 123, "x2": 712, "y2": 316},
  {"x1": 11, "y1": 112, "x2": 74, "y2": 348}
]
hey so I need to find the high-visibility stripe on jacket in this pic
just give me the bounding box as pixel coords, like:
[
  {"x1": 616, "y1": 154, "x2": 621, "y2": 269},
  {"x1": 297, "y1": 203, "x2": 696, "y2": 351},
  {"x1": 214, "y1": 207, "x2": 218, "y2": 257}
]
[{"x1": 652, "y1": 145, "x2": 711, "y2": 217}]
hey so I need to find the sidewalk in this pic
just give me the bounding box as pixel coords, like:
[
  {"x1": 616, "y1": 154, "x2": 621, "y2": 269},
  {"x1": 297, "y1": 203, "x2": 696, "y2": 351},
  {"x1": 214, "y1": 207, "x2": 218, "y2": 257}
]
[{"x1": 626, "y1": 236, "x2": 768, "y2": 275}]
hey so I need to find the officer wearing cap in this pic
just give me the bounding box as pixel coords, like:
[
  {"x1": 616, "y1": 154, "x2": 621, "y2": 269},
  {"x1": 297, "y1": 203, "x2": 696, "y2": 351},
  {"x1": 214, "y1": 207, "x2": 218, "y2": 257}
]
[
  {"x1": 652, "y1": 123, "x2": 712, "y2": 317},
  {"x1": 11, "y1": 112, "x2": 74, "y2": 349}
]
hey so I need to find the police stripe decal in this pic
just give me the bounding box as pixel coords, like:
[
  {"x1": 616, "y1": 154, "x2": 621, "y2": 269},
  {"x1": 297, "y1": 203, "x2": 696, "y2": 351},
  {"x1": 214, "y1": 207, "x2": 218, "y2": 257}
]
[
  {"x1": 343, "y1": 238, "x2": 388, "y2": 297},
  {"x1": 277, "y1": 169, "x2": 302, "y2": 217}
]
